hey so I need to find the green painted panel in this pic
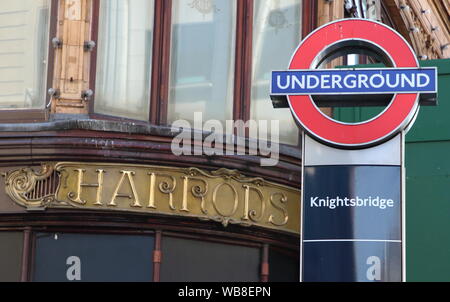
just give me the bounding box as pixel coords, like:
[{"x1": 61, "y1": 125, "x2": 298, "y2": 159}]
[
  {"x1": 334, "y1": 59, "x2": 450, "y2": 141},
  {"x1": 334, "y1": 106, "x2": 385, "y2": 123},
  {"x1": 405, "y1": 141, "x2": 450, "y2": 281},
  {"x1": 333, "y1": 62, "x2": 385, "y2": 123},
  {"x1": 407, "y1": 59, "x2": 450, "y2": 142}
]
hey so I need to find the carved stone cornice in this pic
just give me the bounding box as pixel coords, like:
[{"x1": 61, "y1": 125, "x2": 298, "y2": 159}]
[
  {"x1": 386, "y1": 0, "x2": 450, "y2": 59},
  {"x1": 318, "y1": 0, "x2": 345, "y2": 26},
  {"x1": 52, "y1": 0, "x2": 93, "y2": 114},
  {"x1": 0, "y1": 119, "x2": 302, "y2": 188}
]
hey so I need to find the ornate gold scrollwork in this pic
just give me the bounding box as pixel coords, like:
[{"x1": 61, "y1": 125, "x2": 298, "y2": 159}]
[
  {"x1": 187, "y1": 167, "x2": 266, "y2": 186},
  {"x1": 2, "y1": 163, "x2": 56, "y2": 209},
  {"x1": 199, "y1": 215, "x2": 252, "y2": 228}
]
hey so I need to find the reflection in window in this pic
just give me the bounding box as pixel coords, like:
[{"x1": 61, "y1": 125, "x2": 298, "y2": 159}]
[
  {"x1": 0, "y1": 0, "x2": 50, "y2": 109},
  {"x1": 95, "y1": 0, "x2": 154, "y2": 121},
  {"x1": 251, "y1": 0, "x2": 302, "y2": 145},
  {"x1": 33, "y1": 233, "x2": 154, "y2": 282},
  {"x1": 168, "y1": 0, "x2": 236, "y2": 125},
  {"x1": 269, "y1": 248, "x2": 299, "y2": 282},
  {"x1": 0, "y1": 232, "x2": 23, "y2": 282},
  {"x1": 161, "y1": 237, "x2": 260, "y2": 281}
]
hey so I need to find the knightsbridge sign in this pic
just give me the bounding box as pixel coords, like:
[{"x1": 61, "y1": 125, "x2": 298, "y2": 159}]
[{"x1": 3, "y1": 162, "x2": 300, "y2": 234}]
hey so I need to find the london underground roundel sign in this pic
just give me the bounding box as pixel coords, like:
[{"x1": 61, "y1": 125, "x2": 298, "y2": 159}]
[{"x1": 271, "y1": 19, "x2": 438, "y2": 148}]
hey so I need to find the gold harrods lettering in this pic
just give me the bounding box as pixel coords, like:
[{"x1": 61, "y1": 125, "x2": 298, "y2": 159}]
[
  {"x1": 61, "y1": 166, "x2": 290, "y2": 227},
  {"x1": 3, "y1": 163, "x2": 300, "y2": 233},
  {"x1": 68, "y1": 169, "x2": 105, "y2": 205}
]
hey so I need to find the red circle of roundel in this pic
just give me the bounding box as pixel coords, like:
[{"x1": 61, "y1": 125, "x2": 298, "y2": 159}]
[{"x1": 287, "y1": 19, "x2": 419, "y2": 147}]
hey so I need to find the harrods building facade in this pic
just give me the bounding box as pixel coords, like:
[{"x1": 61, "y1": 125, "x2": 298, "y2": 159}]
[{"x1": 0, "y1": 0, "x2": 448, "y2": 282}]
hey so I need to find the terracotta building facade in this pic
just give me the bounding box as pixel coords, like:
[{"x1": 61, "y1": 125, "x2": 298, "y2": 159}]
[{"x1": 0, "y1": 0, "x2": 448, "y2": 282}]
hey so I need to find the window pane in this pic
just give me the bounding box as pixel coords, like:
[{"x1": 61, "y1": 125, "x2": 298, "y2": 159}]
[
  {"x1": 168, "y1": 0, "x2": 236, "y2": 125},
  {"x1": 161, "y1": 237, "x2": 260, "y2": 281},
  {"x1": 0, "y1": 0, "x2": 50, "y2": 109},
  {"x1": 251, "y1": 0, "x2": 302, "y2": 145},
  {"x1": 269, "y1": 248, "x2": 299, "y2": 282},
  {"x1": 95, "y1": 0, "x2": 154, "y2": 121},
  {"x1": 0, "y1": 232, "x2": 23, "y2": 282},
  {"x1": 33, "y1": 233, "x2": 154, "y2": 282}
]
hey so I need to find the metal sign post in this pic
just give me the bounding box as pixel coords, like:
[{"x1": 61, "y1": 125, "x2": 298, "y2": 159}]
[{"x1": 271, "y1": 19, "x2": 438, "y2": 282}]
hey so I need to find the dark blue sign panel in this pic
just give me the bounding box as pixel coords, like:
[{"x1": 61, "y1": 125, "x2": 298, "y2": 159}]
[
  {"x1": 303, "y1": 241, "x2": 401, "y2": 282},
  {"x1": 302, "y1": 166, "x2": 402, "y2": 282},
  {"x1": 271, "y1": 68, "x2": 437, "y2": 95}
]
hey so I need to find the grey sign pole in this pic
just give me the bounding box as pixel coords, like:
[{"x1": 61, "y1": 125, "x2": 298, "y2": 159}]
[{"x1": 300, "y1": 133, "x2": 405, "y2": 282}]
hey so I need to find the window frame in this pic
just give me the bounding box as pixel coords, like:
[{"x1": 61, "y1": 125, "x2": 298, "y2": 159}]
[
  {"x1": 0, "y1": 218, "x2": 298, "y2": 282},
  {"x1": 88, "y1": 0, "x2": 317, "y2": 146},
  {"x1": 0, "y1": 0, "x2": 58, "y2": 123},
  {"x1": 88, "y1": 0, "x2": 162, "y2": 123},
  {"x1": 244, "y1": 0, "x2": 315, "y2": 146}
]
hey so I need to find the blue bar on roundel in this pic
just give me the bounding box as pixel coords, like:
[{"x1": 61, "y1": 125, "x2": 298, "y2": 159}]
[{"x1": 271, "y1": 68, "x2": 437, "y2": 95}]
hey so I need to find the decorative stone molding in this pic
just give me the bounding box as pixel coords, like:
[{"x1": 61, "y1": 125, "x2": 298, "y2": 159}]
[
  {"x1": 318, "y1": 0, "x2": 345, "y2": 26},
  {"x1": 52, "y1": 0, "x2": 93, "y2": 114},
  {"x1": 385, "y1": 0, "x2": 450, "y2": 59}
]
